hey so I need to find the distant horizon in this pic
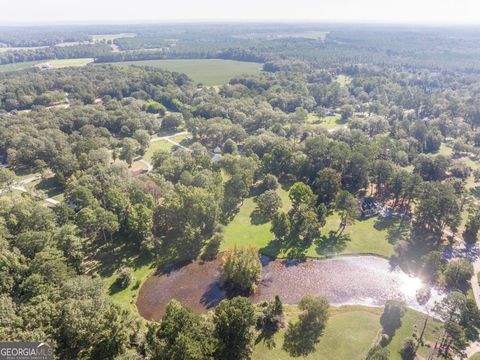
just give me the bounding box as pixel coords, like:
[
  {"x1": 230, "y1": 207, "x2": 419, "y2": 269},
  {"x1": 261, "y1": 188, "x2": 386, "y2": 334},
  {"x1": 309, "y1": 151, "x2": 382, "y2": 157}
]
[
  {"x1": 1, "y1": 19, "x2": 480, "y2": 29},
  {"x1": 3, "y1": 0, "x2": 480, "y2": 27}
]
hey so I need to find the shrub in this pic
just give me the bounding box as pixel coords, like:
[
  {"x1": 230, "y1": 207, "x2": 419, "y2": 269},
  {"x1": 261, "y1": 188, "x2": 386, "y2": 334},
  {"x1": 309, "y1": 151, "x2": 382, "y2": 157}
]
[
  {"x1": 400, "y1": 337, "x2": 417, "y2": 360},
  {"x1": 221, "y1": 246, "x2": 261, "y2": 295},
  {"x1": 116, "y1": 267, "x2": 133, "y2": 289}
]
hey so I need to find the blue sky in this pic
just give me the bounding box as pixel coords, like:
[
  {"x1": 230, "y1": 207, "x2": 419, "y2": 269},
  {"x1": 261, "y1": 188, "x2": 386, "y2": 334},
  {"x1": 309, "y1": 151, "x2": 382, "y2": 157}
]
[{"x1": 2, "y1": 0, "x2": 480, "y2": 25}]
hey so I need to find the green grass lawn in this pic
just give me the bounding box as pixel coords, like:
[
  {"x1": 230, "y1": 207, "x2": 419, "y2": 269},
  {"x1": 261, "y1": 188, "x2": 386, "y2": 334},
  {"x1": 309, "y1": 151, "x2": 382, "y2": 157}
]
[
  {"x1": 222, "y1": 187, "x2": 292, "y2": 252},
  {"x1": 223, "y1": 189, "x2": 397, "y2": 258},
  {"x1": 307, "y1": 113, "x2": 347, "y2": 129},
  {"x1": 143, "y1": 133, "x2": 192, "y2": 162},
  {"x1": 97, "y1": 246, "x2": 156, "y2": 315},
  {"x1": 143, "y1": 140, "x2": 174, "y2": 162},
  {"x1": 253, "y1": 306, "x2": 441, "y2": 360},
  {"x1": 385, "y1": 309, "x2": 442, "y2": 360},
  {"x1": 109, "y1": 59, "x2": 263, "y2": 85}
]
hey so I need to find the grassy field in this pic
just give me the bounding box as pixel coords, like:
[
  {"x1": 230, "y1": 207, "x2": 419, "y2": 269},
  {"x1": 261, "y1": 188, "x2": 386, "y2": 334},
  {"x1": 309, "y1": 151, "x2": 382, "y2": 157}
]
[
  {"x1": 0, "y1": 61, "x2": 42, "y2": 73},
  {"x1": 470, "y1": 352, "x2": 480, "y2": 360},
  {"x1": 222, "y1": 187, "x2": 292, "y2": 252},
  {"x1": 253, "y1": 306, "x2": 441, "y2": 360},
  {"x1": 143, "y1": 133, "x2": 191, "y2": 162},
  {"x1": 94, "y1": 244, "x2": 156, "y2": 315},
  {"x1": 143, "y1": 140, "x2": 174, "y2": 162},
  {"x1": 92, "y1": 33, "x2": 136, "y2": 42},
  {"x1": 0, "y1": 58, "x2": 93, "y2": 73},
  {"x1": 109, "y1": 59, "x2": 263, "y2": 85},
  {"x1": 39, "y1": 58, "x2": 94, "y2": 68},
  {"x1": 223, "y1": 189, "x2": 397, "y2": 258},
  {"x1": 307, "y1": 113, "x2": 347, "y2": 130},
  {"x1": 308, "y1": 213, "x2": 396, "y2": 258}
]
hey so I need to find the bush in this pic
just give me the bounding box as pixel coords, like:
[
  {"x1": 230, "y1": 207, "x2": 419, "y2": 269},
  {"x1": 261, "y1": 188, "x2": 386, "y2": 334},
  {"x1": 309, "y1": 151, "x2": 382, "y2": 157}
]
[
  {"x1": 379, "y1": 333, "x2": 390, "y2": 347},
  {"x1": 366, "y1": 345, "x2": 390, "y2": 360},
  {"x1": 116, "y1": 267, "x2": 133, "y2": 289},
  {"x1": 400, "y1": 337, "x2": 417, "y2": 360},
  {"x1": 221, "y1": 246, "x2": 261, "y2": 295}
]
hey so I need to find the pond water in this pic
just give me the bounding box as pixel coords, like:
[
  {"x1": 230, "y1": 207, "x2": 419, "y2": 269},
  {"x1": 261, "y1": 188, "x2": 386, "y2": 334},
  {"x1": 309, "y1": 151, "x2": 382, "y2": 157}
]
[{"x1": 136, "y1": 255, "x2": 444, "y2": 321}]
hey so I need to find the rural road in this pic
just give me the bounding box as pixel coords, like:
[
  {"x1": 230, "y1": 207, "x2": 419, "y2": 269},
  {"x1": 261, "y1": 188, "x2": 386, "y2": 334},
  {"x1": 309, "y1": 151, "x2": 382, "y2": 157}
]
[{"x1": 0, "y1": 174, "x2": 60, "y2": 205}]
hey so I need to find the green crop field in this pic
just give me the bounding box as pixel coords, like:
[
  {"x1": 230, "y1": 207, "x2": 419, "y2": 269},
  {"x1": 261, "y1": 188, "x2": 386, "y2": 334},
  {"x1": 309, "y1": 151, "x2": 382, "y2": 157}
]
[
  {"x1": 0, "y1": 61, "x2": 42, "y2": 72},
  {"x1": 0, "y1": 58, "x2": 93, "y2": 73},
  {"x1": 109, "y1": 59, "x2": 263, "y2": 85},
  {"x1": 43, "y1": 58, "x2": 94, "y2": 68}
]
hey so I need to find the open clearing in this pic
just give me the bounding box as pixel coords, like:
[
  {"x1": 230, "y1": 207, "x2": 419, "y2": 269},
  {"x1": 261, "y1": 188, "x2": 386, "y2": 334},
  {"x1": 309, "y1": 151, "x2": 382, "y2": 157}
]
[
  {"x1": 0, "y1": 61, "x2": 43, "y2": 72},
  {"x1": 223, "y1": 191, "x2": 396, "y2": 258},
  {"x1": 91, "y1": 33, "x2": 136, "y2": 42},
  {"x1": 307, "y1": 113, "x2": 347, "y2": 129},
  {"x1": 143, "y1": 133, "x2": 192, "y2": 162},
  {"x1": 37, "y1": 58, "x2": 94, "y2": 68},
  {"x1": 109, "y1": 59, "x2": 263, "y2": 85},
  {"x1": 0, "y1": 58, "x2": 93, "y2": 73},
  {"x1": 253, "y1": 306, "x2": 441, "y2": 360},
  {"x1": 222, "y1": 187, "x2": 292, "y2": 252}
]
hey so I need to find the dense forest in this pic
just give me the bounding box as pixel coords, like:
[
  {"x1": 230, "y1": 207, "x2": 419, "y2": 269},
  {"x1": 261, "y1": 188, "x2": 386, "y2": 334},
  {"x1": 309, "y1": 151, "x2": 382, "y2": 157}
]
[{"x1": 1, "y1": 24, "x2": 480, "y2": 359}]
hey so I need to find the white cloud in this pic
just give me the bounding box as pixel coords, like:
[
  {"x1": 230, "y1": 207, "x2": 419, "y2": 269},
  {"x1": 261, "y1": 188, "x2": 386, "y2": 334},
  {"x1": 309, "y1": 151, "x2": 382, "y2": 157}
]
[{"x1": 2, "y1": 0, "x2": 480, "y2": 25}]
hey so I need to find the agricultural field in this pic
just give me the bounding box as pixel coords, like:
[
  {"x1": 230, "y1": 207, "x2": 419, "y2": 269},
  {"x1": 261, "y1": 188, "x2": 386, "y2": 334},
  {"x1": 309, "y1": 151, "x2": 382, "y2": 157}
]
[
  {"x1": 109, "y1": 59, "x2": 263, "y2": 85},
  {"x1": 91, "y1": 33, "x2": 136, "y2": 42},
  {"x1": 0, "y1": 60, "x2": 42, "y2": 72},
  {"x1": 37, "y1": 58, "x2": 94, "y2": 68}
]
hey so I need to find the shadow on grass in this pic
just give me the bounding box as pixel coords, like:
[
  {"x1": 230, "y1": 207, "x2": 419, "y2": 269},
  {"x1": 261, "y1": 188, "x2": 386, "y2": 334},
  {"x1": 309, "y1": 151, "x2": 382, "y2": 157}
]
[
  {"x1": 250, "y1": 208, "x2": 270, "y2": 225},
  {"x1": 36, "y1": 177, "x2": 64, "y2": 198},
  {"x1": 314, "y1": 231, "x2": 350, "y2": 255},
  {"x1": 255, "y1": 326, "x2": 278, "y2": 349}
]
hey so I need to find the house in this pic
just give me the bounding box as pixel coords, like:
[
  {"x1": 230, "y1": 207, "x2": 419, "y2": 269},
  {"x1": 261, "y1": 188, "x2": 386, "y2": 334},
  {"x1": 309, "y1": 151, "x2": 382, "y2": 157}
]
[
  {"x1": 211, "y1": 153, "x2": 222, "y2": 162},
  {"x1": 213, "y1": 146, "x2": 222, "y2": 154},
  {"x1": 360, "y1": 197, "x2": 381, "y2": 218}
]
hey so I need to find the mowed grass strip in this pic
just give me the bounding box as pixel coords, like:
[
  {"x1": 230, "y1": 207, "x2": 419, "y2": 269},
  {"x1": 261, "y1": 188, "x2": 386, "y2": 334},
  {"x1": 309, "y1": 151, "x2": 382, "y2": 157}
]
[{"x1": 108, "y1": 59, "x2": 263, "y2": 85}]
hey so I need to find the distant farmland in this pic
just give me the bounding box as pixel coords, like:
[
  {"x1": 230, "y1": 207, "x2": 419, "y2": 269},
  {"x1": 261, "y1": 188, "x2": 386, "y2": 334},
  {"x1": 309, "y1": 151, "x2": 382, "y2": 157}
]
[
  {"x1": 108, "y1": 59, "x2": 263, "y2": 85},
  {"x1": 0, "y1": 58, "x2": 93, "y2": 73}
]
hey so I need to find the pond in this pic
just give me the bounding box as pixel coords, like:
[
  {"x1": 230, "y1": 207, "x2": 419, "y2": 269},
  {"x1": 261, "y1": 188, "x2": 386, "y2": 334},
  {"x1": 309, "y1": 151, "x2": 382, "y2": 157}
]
[{"x1": 136, "y1": 255, "x2": 443, "y2": 321}]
